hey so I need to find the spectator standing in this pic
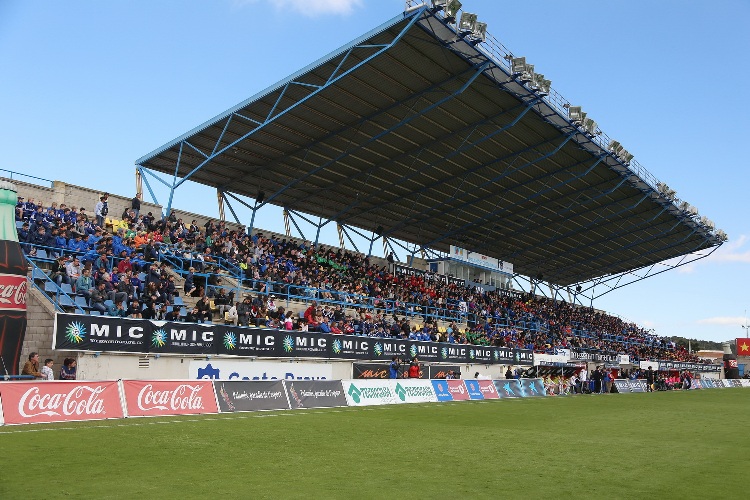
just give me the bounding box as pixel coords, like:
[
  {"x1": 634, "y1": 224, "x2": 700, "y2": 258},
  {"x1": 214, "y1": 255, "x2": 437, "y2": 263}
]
[
  {"x1": 408, "y1": 357, "x2": 420, "y2": 378},
  {"x1": 94, "y1": 195, "x2": 108, "y2": 228},
  {"x1": 131, "y1": 193, "x2": 141, "y2": 219}
]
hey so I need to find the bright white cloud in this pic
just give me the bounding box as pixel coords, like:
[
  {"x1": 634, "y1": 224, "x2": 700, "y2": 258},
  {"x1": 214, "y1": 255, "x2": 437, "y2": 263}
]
[
  {"x1": 709, "y1": 234, "x2": 750, "y2": 263},
  {"x1": 234, "y1": 0, "x2": 364, "y2": 16},
  {"x1": 697, "y1": 316, "x2": 749, "y2": 326}
]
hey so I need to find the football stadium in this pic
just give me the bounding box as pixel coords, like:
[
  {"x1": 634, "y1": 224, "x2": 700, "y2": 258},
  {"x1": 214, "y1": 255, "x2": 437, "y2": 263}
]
[{"x1": 2, "y1": 1, "x2": 749, "y2": 497}]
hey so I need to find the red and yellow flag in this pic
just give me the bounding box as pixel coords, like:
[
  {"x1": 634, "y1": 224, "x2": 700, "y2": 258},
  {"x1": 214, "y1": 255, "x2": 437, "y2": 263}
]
[{"x1": 737, "y1": 338, "x2": 750, "y2": 356}]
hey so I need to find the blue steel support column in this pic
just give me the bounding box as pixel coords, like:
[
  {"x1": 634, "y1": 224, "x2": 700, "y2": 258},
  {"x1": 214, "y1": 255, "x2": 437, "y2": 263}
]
[
  {"x1": 314, "y1": 217, "x2": 323, "y2": 248},
  {"x1": 221, "y1": 192, "x2": 243, "y2": 226},
  {"x1": 286, "y1": 210, "x2": 308, "y2": 242},
  {"x1": 137, "y1": 167, "x2": 161, "y2": 207},
  {"x1": 164, "y1": 141, "x2": 184, "y2": 218}
]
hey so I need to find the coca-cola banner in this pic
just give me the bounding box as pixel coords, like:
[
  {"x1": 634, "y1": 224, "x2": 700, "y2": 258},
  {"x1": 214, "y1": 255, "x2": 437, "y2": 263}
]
[
  {"x1": 52, "y1": 313, "x2": 533, "y2": 365},
  {"x1": 214, "y1": 380, "x2": 290, "y2": 413},
  {"x1": 121, "y1": 380, "x2": 219, "y2": 418},
  {"x1": 285, "y1": 380, "x2": 347, "y2": 409},
  {"x1": 0, "y1": 381, "x2": 124, "y2": 425}
]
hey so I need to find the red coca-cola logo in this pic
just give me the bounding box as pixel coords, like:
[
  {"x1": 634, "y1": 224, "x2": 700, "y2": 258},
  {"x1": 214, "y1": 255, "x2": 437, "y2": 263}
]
[
  {"x1": 137, "y1": 383, "x2": 205, "y2": 411},
  {"x1": 18, "y1": 385, "x2": 107, "y2": 418},
  {"x1": 123, "y1": 380, "x2": 218, "y2": 417},
  {"x1": 0, "y1": 275, "x2": 27, "y2": 310}
]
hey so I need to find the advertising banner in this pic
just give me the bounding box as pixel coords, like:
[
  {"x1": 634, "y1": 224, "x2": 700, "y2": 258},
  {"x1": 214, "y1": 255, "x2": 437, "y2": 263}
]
[
  {"x1": 353, "y1": 363, "x2": 391, "y2": 379},
  {"x1": 570, "y1": 349, "x2": 620, "y2": 363},
  {"x1": 54, "y1": 314, "x2": 530, "y2": 366},
  {"x1": 613, "y1": 380, "x2": 631, "y2": 393},
  {"x1": 214, "y1": 380, "x2": 289, "y2": 413},
  {"x1": 445, "y1": 380, "x2": 470, "y2": 401},
  {"x1": 0, "y1": 381, "x2": 123, "y2": 425},
  {"x1": 630, "y1": 379, "x2": 647, "y2": 392},
  {"x1": 342, "y1": 379, "x2": 398, "y2": 406},
  {"x1": 121, "y1": 380, "x2": 218, "y2": 417},
  {"x1": 285, "y1": 380, "x2": 347, "y2": 409},
  {"x1": 390, "y1": 380, "x2": 437, "y2": 404},
  {"x1": 148, "y1": 321, "x2": 215, "y2": 355},
  {"x1": 53, "y1": 314, "x2": 148, "y2": 353},
  {"x1": 493, "y1": 379, "x2": 522, "y2": 398},
  {"x1": 690, "y1": 379, "x2": 702, "y2": 390},
  {"x1": 431, "y1": 380, "x2": 453, "y2": 402},
  {"x1": 428, "y1": 365, "x2": 461, "y2": 380},
  {"x1": 463, "y1": 380, "x2": 485, "y2": 400},
  {"x1": 519, "y1": 379, "x2": 545, "y2": 397},
  {"x1": 190, "y1": 360, "x2": 332, "y2": 381},
  {"x1": 477, "y1": 380, "x2": 499, "y2": 399},
  {"x1": 739, "y1": 380, "x2": 750, "y2": 388}
]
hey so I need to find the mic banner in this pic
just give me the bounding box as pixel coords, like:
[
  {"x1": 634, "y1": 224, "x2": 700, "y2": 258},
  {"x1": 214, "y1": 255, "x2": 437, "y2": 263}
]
[
  {"x1": 52, "y1": 313, "x2": 533, "y2": 365},
  {"x1": 0, "y1": 381, "x2": 123, "y2": 425}
]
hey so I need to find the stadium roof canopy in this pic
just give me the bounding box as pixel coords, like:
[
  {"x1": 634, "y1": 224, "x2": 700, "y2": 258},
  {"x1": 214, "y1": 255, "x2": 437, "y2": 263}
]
[{"x1": 136, "y1": 4, "x2": 723, "y2": 288}]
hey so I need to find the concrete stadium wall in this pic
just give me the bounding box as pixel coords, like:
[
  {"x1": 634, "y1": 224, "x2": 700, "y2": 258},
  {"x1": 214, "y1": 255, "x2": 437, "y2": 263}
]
[{"x1": 20, "y1": 287, "x2": 75, "y2": 372}]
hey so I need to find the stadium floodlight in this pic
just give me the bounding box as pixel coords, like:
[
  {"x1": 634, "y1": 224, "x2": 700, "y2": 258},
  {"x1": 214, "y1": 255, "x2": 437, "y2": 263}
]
[
  {"x1": 716, "y1": 229, "x2": 728, "y2": 241},
  {"x1": 609, "y1": 140, "x2": 623, "y2": 155},
  {"x1": 584, "y1": 117, "x2": 598, "y2": 136},
  {"x1": 536, "y1": 77, "x2": 551, "y2": 95},
  {"x1": 620, "y1": 151, "x2": 634, "y2": 164},
  {"x1": 511, "y1": 57, "x2": 527, "y2": 75},
  {"x1": 458, "y1": 12, "x2": 477, "y2": 33},
  {"x1": 656, "y1": 181, "x2": 667, "y2": 194},
  {"x1": 431, "y1": 0, "x2": 448, "y2": 10},
  {"x1": 568, "y1": 106, "x2": 585, "y2": 124},
  {"x1": 471, "y1": 21, "x2": 487, "y2": 42},
  {"x1": 688, "y1": 205, "x2": 699, "y2": 216},
  {"x1": 700, "y1": 216, "x2": 715, "y2": 230},
  {"x1": 444, "y1": 0, "x2": 461, "y2": 21},
  {"x1": 679, "y1": 201, "x2": 690, "y2": 212}
]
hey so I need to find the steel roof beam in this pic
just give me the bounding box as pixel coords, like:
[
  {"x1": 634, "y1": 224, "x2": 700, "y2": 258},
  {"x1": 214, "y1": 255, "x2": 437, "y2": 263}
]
[
  {"x1": 260, "y1": 59, "x2": 492, "y2": 210},
  {"x1": 394, "y1": 133, "x2": 576, "y2": 247}
]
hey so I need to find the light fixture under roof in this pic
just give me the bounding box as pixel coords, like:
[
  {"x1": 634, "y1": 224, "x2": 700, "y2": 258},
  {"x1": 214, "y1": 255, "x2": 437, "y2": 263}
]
[
  {"x1": 458, "y1": 12, "x2": 477, "y2": 33},
  {"x1": 568, "y1": 106, "x2": 585, "y2": 124},
  {"x1": 444, "y1": 0, "x2": 461, "y2": 21}
]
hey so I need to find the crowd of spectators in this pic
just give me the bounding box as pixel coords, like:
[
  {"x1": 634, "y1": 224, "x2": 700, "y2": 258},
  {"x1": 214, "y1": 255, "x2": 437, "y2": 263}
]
[{"x1": 17, "y1": 191, "x2": 704, "y2": 364}]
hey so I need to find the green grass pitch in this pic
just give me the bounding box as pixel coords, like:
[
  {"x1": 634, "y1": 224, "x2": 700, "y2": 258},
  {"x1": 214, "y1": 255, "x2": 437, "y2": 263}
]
[{"x1": 1, "y1": 388, "x2": 747, "y2": 499}]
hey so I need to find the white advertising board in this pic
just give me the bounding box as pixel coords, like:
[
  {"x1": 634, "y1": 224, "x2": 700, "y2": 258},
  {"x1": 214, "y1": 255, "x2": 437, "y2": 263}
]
[{"x1": 190, "y1": 360, "x2": 333, "y2": 381}]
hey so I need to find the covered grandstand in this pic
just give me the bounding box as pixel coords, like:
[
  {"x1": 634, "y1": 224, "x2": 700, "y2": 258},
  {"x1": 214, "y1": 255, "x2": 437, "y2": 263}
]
[{"x1": 135, "y1": 2, "x2": 724, "y2": 299}]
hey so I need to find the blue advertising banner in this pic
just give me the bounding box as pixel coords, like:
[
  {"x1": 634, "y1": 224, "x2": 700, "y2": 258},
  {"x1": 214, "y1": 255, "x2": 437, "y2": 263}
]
[
  {"x1": 493, "y1": 379, "x2": 522, "y2": 398},
  {"x1": 431, "y1": 380, "x2": 453, "y2": 402},
  {"x1": 463, "y1": 380, "x2": 485, "y2": 400},
  {"x1": 518, "y1": 379, "x2": 545, "y2": 397}
]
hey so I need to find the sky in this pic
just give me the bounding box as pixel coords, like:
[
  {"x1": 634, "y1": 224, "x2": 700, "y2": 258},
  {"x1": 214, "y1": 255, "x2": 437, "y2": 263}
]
[{"x1": 1, "y1": 0, "x2": 749, "y2": 343}]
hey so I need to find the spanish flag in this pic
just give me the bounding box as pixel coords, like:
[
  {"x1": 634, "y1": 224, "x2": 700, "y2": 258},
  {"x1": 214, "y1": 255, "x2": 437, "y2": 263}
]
[{"x1": 737, "y1": 338, "x2": 750, "y2": 356}]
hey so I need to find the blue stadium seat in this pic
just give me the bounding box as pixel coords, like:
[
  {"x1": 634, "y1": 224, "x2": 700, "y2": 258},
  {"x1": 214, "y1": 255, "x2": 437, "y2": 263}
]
[
  {"x1": 74, "y1": 296, "x2": 90, "y2": 309},
  {"x1": 44, "y1": 281, "x2": 58, "y2": 294},
  {"x1": 32, "y1": 268, "x2": 48, "y2": 281},
  {"x1": 173, "y1": 296, "x2": 184, "y2": 306},
  {"x1": 35, "y1": 249, "x2": 48, "y2": 260},
  {"x1": 16, "y1": 221, "x2": 24, "y2": 229},
  {"x1": 60, "y1": 283, "x2": 73, "y2": 295},
  {"x1": 58, "y1": 295, "x2": 75, "y2": 307}
]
